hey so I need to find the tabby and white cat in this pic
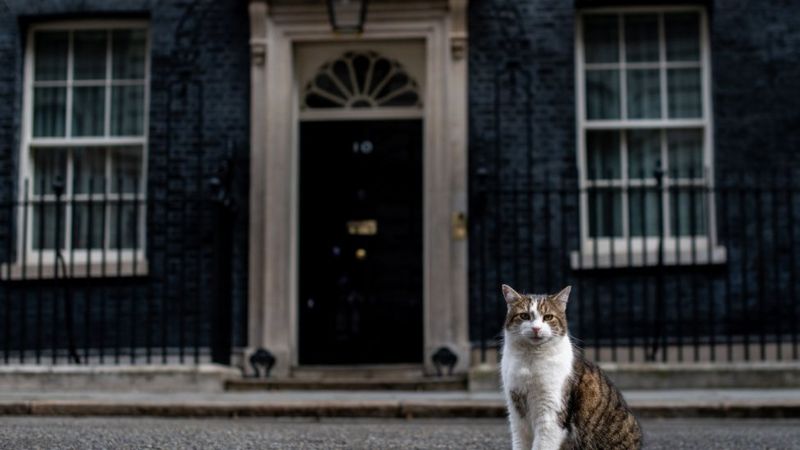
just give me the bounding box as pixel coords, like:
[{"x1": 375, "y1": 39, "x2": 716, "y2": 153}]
[{"x1": 500, "y1": 284, "x2": 642, "y2": 450}]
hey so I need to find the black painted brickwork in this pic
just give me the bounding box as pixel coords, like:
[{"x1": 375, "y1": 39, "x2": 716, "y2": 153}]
[
  {"x1": 0, "y1": 0, "x2": 251, "y2": 355},
  {"x1": 467, "y1": 0, "x2": 800, "y2": 351}
]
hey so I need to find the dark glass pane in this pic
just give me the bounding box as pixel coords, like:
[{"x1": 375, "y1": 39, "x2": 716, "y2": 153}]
[
  {"x1": 74, "y1": 30, "x2": 107, "y2": 80},
  {"x1": 112, "y1": 29, "x2": 146, "y2": 79},
  {"x1": 72, "y1": 86, "x2": 105, "y2": 136},
  {"x1": 111, "y1": 85, "x2": 145, "y2": 136},
  {"x1": 380, "y1": 91, "x2": 419, "y2": 107},
  {"x1": 588, "y1": 188, "x2": 623, "y2": 238},
  {"x1": 629, "y1": 188, "x2": 660, "y2": 237},
  {"x1": 32, "y1": 203, "x2": 66, "y2": 250},
  {"x1": 667, "y1": 68, "x2": 702, "y2": 118},
  {"x1": 32, "y1": 148, "x2": 67, "y2": 195},
  {"x1": 352, "y1": 53, "x2": 370, "y2": 93},
  {"x1": 314, "y1": 72, "x2": 347, "y2": 100},
  {"x1": 33, "y1": 87, "x2": 66, "y2": 137},
  {"x1": 586, "y1": 70, "x2": 620, "y2": 119},
  {"x1": 665, "y1": 13, "x2": 701, "y2": 61},
  {"x1": 110, "y1": 147, "x2": 143, "y2": 194},
  {"x1": 587, "y1": 131, "x2": 621, "y2": 180},
  {"x1": 667, "y1": 129, "x2": 703, "y2": 178},
  {"x1": 583, "y1": 15, "x2": 619, "y2": 63},
  {"x1": 627, "y1": 129, "x2": 661, "y2": 179},
  {"x1": 626, "y1": 69, "x2": 661, "y2": 119},
  {"x1": 368, "y1": 58, "x2": 392, "y2": 95},
  {"x1": 332, "y1": 60, "x2": 353, "y2": 95},
  {"x1": 624, "y1": 14, "x2": 659, "y2": 62},
  {"x1": 671, "y1": 188, "x2": 707, "y2": 236},
  {"x1": 109, "y1": 202, "x2": 140, "y2": 250},
  {"x1": 376, "y1": 72, "x2": 410, "y2": 100},
  {"x1": 72, "y1": 202, "x2": 105, "y2": 249},
  {"x1": 305, "y1": 93, "x2": 342, "y2": 108},
  {"x1": 34, "y1": 31, "x2": 68, "y2": 81},
  {"x1": 351, "y1": 99, "x2": 372, "y2": 108},
  {"x1": 73, "y1": 147, "x2": 106, "y2": 194}
]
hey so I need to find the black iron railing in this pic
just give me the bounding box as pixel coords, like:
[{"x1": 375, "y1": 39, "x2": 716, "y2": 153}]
[
  {"x1": 471, "y1": 168, "x2": 800, "y2": 363},
  {"x1": 0, "y1": 171, "x2": 235, "y2": 365}
]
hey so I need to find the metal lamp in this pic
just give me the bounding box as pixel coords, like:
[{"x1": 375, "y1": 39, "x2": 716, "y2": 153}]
[{"x1": 326, "y1": 0, "x2": 368, "y2": 33}]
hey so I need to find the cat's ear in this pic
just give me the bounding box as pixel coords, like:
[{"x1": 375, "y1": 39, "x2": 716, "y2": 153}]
[
  {"x1": 552, "y1": 286, "x2": 572, "y2": 311},
  {"x1": 501, "y1": 284, "x2": 522, "y2": 304}
]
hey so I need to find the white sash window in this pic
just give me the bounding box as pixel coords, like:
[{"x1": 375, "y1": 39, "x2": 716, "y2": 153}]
[
  {"x1": 575, "y1": 8, "x2": 723, "y2": 267},
  {"x1": 18, "y1": 22, "x2": 149, "y2": 271}
]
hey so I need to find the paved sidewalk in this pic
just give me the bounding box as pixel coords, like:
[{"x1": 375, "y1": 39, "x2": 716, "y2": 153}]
[{"x1": 1, "y1": 389, "x2": 799, "y2": 418}]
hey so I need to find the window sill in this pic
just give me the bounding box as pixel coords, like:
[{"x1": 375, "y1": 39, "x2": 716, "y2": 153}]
[
  {"x1": 570, "y1": 246, "x2": 727, "y2": 270},
  {"x1": 0, "y1": 260, "x2": 149, "y2": 280}
]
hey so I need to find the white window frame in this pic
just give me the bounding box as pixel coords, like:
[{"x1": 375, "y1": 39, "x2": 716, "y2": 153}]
[
  {"x1": 574, "y1": 6, "x2": 725, "y2": 269},
  {"x1": 10, "y1": 20, "x2": 150, "y2": 278}
]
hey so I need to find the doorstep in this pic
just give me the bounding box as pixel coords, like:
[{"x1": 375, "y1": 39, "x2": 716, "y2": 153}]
[
  {"x1": 227, "y1": 365, "x2": 467, "y2": 391},
  {"x1": 226, "y1": 376, "x2": 467, "y2": 391}
]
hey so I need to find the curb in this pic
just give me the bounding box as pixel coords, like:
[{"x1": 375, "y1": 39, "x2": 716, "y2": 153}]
[{"x1": 0, "y1": 401, "x2": 799, "y2": 418}]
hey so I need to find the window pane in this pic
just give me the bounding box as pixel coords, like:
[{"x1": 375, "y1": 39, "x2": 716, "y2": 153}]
[
  {"x1": 629, "y1": 188, "x2": 660, "y2": 237},
  {"x1": 587, "y1": 131, "x2": 621, "y2": 180},
  {"x1": 72, "y1": 202, "x2": 105, "y2": 249},
  {"x1": 583, "y1": 15, "x2": 619, "y2": 63},
  {"x1": 671, "y1": 188, "x2": 707, "y2": 236},
  {"x1": 668, "y1": 129, "x2": 703, "y2": 178},
  {"x1": 73, "y1": 30, "x2": 107, "y2": 80},
  {"x1": 112, "y1": 29, "x2": 146, "y2": 80},
  {"x1": 624, "y1": 14, "x2": 659, "y2": 62},
  {"x1": 73, "y1": 147, "x2": 106, "y2": 194},
  {"x1": 111, "y1": 85, "x2": 145, "y2": 136},
  {"x1": 33, "y1": 87, "x2": 66, "y2": 137},
  {"x1": 627, "y1": 129, "x2": 661, "y2": 179},
  {"x1": 109, "y1": 203, "x2": 140, "y2": 250},
  {"x1": 665, "y1": 13, "x2": 701, "y2": 62},
  {"x1": 626, "y1": 69, "x2": 661, "y2": 119},
  {"x1": 588, "y1": 188, "x2": 623, "y2": 238},
  {"x1": 34, "y1": 31, "x2": 68, "y2": 81},
  {"x1": 32, "y1": 203, "x2": 66, "y2": 250},
  {"x1": 32, "y1": 148, "x2": 67, "y2": 195},
  {"x1": 110, "y1": 147, "x2": 142, "y2": 194},
  {"x1": 72, "y1": 86, "x2": 105, "y2": 137},
  {"x1": 586, "y1": 70, "x2": 620, "y2": 120},
  {"x1": 667, "y1": 68, "x2": 702, "y2": 118}
]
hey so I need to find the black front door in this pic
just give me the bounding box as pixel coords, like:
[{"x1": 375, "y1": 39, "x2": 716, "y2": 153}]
[{"x1": 299, "y1": 120, "x2": 423, "y2": 365}]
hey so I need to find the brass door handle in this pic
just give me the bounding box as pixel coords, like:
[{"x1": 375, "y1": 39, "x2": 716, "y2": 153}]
[{"x1": 452, "y1": 212, "x2": 467, "y2": 240}]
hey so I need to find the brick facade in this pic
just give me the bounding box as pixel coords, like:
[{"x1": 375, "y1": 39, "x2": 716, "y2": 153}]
[
  {"x1": 1, "y1": 0, "x2": 799, "y2": 363},
  {"x1": 0, "y1": 0, "x2": 251, "y2": 357},
  {"x1": 467, "y1": 0, "x2": 800, "y2": 352}
]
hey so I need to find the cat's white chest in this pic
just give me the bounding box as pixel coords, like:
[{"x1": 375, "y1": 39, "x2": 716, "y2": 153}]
[{"x1": 502, "y1": 337, "x2": 574, "y2": 417}]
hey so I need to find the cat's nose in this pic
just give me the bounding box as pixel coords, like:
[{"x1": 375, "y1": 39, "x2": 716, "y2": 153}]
[{"x1": 532, "y1": 326, "x2": 541, "y2": 334}]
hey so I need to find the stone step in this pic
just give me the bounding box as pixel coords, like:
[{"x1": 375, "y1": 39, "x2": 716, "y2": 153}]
[{"x1": 225, "y1": 376, "x2": 467, "y2": 391}]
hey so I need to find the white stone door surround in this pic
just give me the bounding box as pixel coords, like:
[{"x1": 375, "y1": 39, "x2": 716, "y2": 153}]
[{"x1": 247, "y1": 0, "x2": 469, "y2": 376}]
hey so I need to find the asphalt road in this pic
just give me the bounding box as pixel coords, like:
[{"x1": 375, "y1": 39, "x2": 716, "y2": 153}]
[{"x1": 0, "y1": 417, "x2": 798, "y2": 449}]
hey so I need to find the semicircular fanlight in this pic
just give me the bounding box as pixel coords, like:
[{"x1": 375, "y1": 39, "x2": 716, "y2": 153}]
[{"x1": 303, "y1": 51, "x2": 422, "y2": 109}]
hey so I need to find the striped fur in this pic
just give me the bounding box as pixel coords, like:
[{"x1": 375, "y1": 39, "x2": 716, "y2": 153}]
[{"x1": 501, "y1": 284, "x2": 642, "y2": 450}]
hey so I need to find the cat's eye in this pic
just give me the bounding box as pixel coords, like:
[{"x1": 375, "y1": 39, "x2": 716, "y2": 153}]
[
  {"x1": 543, "y1": 314, "x2": 554, "y2": 321},
  {"x1": 519, "y1": 313, "x2": 531, "y2": 321}
]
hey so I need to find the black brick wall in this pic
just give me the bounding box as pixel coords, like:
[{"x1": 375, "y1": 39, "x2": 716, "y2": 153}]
[
  {"x1": 468, "y1": 0, "x2": 800, "y2": 353},
  {"x1": 0, "y1": 0, "x2": 251, "y2": 357},
  {"x1": 710, "y1": 0, "x2": 800, "y2": 174},
  {"x1": 2, "y1": 0, "x2": 799, "y2": 362}
]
